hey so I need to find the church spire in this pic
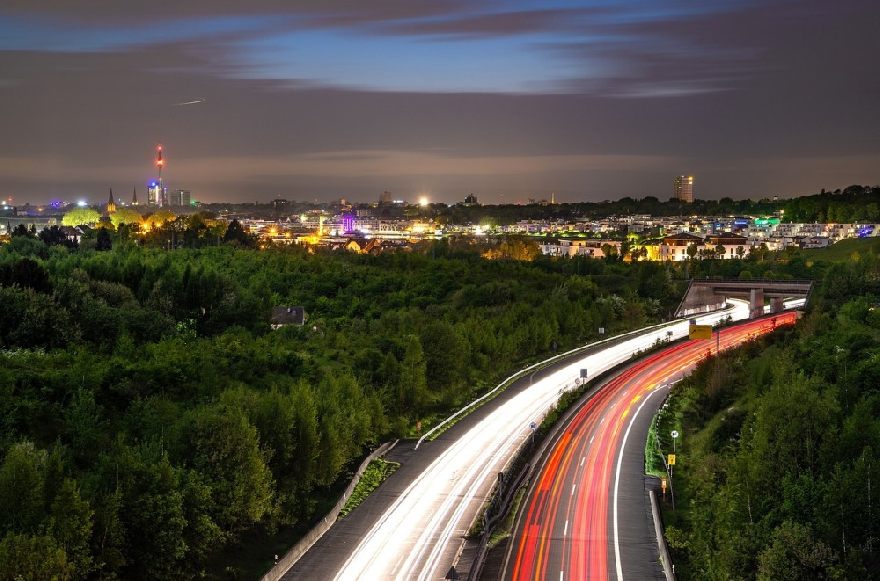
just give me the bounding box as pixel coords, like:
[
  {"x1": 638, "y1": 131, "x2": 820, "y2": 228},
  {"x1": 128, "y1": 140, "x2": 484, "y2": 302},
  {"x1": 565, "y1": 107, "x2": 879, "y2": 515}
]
[
  {"x1": 106, "y1": 187, "x2": 116, "y2": 214},
  {"x1": 131, "y1": 186, "x2": 139, "y2": 206}
]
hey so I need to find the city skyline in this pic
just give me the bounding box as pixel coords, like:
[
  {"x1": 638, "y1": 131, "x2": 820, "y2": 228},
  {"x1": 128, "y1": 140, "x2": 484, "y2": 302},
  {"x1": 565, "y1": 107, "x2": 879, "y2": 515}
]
[{"x1": 1, "y1": 0, "x2": 878, "y2": 204}]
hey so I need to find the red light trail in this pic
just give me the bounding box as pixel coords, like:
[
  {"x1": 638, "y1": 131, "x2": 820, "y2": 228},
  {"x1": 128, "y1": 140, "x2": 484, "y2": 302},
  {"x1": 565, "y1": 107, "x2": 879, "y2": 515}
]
[{"x1": 506, "y1": 313, "x2": 797, "y2": 581}]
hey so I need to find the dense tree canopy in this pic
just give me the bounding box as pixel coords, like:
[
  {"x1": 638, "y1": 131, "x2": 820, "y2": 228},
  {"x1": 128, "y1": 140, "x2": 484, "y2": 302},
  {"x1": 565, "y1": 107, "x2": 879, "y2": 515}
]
[
  {"x1": 659, "y1": 251, "x2": 880, "y2": 580},
  {"x1": 62, "y1": 208, "x2": 101, "y2": 227},
  {"x1": 0, "y1": 236, "x2": 685, "y2": 578},
  {"x1": 1, "y1": 225, "x2": 875, "y2": 578}
]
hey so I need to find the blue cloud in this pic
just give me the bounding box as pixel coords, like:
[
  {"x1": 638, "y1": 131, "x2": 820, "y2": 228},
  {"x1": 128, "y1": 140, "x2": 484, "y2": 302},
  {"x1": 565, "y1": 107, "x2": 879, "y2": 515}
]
[
  {"x1": 0, "y1": 0, "x2": 760, "y2": 95},
  {"x1": 0, "y1": 14, "x2": 275, "y2": 52}
]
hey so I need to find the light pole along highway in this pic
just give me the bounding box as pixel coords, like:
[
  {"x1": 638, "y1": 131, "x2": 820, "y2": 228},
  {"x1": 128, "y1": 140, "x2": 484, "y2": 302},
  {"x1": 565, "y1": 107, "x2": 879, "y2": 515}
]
[
  {"x1": 315, "y1": 300, "x2": 760, "y2": 581},
  {"x1": 504, "y1": 311, "x2": 798, "y2": 581}
]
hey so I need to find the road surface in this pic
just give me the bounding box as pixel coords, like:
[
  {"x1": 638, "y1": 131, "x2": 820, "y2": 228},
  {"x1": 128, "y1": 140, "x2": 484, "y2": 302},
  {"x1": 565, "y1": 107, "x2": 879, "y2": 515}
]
[
  {"x1": 285, "y1": 301, "x2": 757, "y2": 580},
  {"x1": 504, "y1": 312, "x2": 798, "y2": 581}
]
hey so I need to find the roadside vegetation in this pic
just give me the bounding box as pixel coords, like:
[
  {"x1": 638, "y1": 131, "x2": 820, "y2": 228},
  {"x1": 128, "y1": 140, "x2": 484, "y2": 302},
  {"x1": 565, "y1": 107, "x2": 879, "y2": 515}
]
[
  {"x1": 339, "y1": 458, "x2": 400, "y2": 518},
  {"x1": 655, "y1": 253, "x2": 880, "y2": 579}
]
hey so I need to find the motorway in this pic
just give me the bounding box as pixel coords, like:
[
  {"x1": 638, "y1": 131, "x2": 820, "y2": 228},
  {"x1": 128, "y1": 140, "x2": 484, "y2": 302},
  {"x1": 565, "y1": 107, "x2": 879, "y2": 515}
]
[
  {"x1": 504, "y1": 312, "x2": 798, "y2": 581},
  {"x1": 286, "y1": 300, "x2": 759, "y2": 580}
]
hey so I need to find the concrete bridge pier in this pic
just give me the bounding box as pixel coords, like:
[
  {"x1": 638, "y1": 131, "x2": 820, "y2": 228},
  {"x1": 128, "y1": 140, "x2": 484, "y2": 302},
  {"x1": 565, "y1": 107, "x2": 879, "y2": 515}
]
[
  {"x1": 749, "y1": 288, "x2": 765, "y2": 319},
  {"x1": 770, "y1": 296, "x2": 786, "y2": 313}
]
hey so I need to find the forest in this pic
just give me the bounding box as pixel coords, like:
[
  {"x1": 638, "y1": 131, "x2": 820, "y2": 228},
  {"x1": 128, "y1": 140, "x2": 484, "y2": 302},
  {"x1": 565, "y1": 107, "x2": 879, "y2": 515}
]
[
  {"x1": 0, "y1": 231, "x2": 682, "y2": 579},
  {"x1": 657, "y1": 251, "x2": 880, "y2": 579}
]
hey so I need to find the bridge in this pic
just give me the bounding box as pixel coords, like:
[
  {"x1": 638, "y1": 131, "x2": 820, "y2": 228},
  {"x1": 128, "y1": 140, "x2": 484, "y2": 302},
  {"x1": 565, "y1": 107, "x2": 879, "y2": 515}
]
[{"x1": 676, "y1": 278, "x2": 814, "y2": 319}]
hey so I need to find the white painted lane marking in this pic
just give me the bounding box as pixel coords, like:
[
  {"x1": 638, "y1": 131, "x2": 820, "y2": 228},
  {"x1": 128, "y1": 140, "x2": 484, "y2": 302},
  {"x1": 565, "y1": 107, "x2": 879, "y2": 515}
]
[{"x1": 613, "y1": 389, "x2": 660, "y2": 581}]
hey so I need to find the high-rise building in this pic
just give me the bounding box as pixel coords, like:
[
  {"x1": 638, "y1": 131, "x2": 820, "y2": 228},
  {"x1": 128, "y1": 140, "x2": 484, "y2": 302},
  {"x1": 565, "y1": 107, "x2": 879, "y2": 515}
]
[
  {"x1": 147, "y1": 181, "x2": 161, "y2": 206},
  {"x1": 674, "y1": 175, "x2": 694, "y2": 203},
  {"x1": 168, "y1": 189, "x2": 191, "y2": 207}
]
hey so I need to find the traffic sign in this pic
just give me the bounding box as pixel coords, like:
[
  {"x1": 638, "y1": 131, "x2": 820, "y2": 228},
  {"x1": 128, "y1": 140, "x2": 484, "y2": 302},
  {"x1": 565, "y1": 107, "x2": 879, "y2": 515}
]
[
  {"x1": 667, "y1": 454, "x2": 676, "y2": 466},
  {"x1": 580, "y1": 368, "x2": 588, "y2": 378},
  {"x1": 671, "y1": 430, "x2": 679, "y2": 439},
  {"x1": 689, "y1": 325, "x2": 713, "y2": 340},
  {"x1": 445, "y1": 566, "x2": 460, "y2": 580}
]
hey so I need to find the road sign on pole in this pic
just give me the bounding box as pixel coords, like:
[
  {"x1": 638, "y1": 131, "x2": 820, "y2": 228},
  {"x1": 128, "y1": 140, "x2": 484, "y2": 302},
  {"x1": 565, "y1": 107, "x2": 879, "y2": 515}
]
[
  {"x1": 445, "y1": 565, "x2": 460, "y2": 580},
  {"x1": 668, "y1": 454, "x2": 676, "y2": 466},
  {"x1": 689, "y1": 325, "x2": 713, "y2": 340}
]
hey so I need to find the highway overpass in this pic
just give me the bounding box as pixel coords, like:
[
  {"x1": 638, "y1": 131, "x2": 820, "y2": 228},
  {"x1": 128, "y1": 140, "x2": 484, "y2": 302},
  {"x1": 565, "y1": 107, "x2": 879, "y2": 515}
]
[{"x1": 675, "y1": 279, "x2": 813, "y2": 319}]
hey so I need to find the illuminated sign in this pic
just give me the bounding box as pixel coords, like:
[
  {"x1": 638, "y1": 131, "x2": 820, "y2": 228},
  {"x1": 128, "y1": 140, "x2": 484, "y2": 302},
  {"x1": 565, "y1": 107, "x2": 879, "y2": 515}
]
[{"x1": 689, "y1": 325, "x2": 713, "y2": 340}]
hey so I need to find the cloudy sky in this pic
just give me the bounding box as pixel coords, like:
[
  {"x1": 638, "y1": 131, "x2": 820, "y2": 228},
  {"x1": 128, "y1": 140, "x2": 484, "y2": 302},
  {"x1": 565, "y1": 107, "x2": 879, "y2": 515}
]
[{"x1": 1, "y1": 0, "x2": 877, "y2": 204}]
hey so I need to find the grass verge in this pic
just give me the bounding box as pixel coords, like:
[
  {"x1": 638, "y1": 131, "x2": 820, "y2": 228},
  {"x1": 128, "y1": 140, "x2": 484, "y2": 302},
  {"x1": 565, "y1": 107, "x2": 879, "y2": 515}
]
[
  {"x1": 487, "y1": 487, "x2": 527, "y2": 550},
  {"x1": 338, "y1": 458, "x2": 400, "y2": 518}
]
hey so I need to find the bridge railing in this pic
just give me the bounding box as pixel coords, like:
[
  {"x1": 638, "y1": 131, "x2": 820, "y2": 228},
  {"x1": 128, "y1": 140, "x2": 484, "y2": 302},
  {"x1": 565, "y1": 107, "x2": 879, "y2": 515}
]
[{"x1": 690, "y1": 278, "x2": 814, "y2": 285}]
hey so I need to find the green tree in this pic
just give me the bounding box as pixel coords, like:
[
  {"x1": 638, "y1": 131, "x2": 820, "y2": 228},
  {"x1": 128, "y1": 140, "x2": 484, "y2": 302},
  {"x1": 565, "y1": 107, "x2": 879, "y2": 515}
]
[
  {"x1": 188, "y1": 407, "x2": 274, "y2": 532},
  {"x1": 419, "y1": 320, "x2": 465, "y2": 393},
  {"x1": 49, "y1": 479, "x2": 94, "y2": 578},
  {"x1": 62, "y1": 208, "x2": 100, "y2": 227},
  {"x1": 38, "y1": 225, "x2": 78, "y2": 248},
  {"x1": 398, "y1": 335, "x2": 428, "y2": 414},
  {"x1": 95, "y1": 228, "x2": 112, "y2": 251},
  {"x1": 10, "y1": 224, "x2": 35, "y2": 238},
  {"x1": 757, "y1": 521, "x2": 837, "y2": 580},
  {"x1": 0, "y1": 442, "x2": 46, "y2": 533},
  {"x1": 109, "y1": 208, "x2": 143, "y2": 228},
  {"x1": 0, "y1": 533, "x2": 73, "y2": 580},
  {"x1": 222, "y1": 219, "x2": 254, "y2": 246}
]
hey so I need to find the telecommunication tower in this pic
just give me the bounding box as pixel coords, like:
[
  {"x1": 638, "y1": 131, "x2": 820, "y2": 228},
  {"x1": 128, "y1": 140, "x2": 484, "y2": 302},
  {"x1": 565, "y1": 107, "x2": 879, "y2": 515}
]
[{"x1": 155, "y1": 144, "x2": 167, "y2": 207}]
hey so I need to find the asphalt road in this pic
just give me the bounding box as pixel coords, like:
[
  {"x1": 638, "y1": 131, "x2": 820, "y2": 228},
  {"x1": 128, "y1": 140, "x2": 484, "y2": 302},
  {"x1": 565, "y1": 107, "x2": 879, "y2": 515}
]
[
  {"x1": 503, "y1": 312, "x2": 798, "y2": 581},
  {"x1": 282, "y1": 302, "x2": 754, "y2": 581}
]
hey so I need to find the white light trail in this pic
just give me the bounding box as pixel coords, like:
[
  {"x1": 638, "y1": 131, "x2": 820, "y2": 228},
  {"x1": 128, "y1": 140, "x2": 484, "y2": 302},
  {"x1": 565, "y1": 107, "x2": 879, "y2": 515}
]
[{"x1": 333, "y1": 301, "x2": 752, "y2": 580}]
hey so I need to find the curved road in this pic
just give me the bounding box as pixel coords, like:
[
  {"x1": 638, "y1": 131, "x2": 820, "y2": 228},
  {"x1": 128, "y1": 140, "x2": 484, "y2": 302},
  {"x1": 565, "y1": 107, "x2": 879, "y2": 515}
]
[
  {"x1": 286, "y1": 302, "x2": 755, "y2": 580},
  {"x1": 504, "y1": 312, "x2": 798, "y2": 581}
]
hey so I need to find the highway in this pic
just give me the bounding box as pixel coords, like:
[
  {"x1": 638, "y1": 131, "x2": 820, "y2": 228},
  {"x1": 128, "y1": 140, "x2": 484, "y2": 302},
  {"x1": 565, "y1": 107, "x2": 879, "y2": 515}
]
[
  {"x1": 294, "y1": 300, "x2": 759, "y2": 581},
  {"x1": 503, "y1": 312, "x2": 798, "y2": 581}
]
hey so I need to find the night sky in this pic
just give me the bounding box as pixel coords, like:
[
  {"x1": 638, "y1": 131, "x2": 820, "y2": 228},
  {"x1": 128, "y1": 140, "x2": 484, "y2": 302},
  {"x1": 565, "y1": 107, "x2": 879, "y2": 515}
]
[{"x1": 1, "y1": 0, "x2": 878, "y2": 204}]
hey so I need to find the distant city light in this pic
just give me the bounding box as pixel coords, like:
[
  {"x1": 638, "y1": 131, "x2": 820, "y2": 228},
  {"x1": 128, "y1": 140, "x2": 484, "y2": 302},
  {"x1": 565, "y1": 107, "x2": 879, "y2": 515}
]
[
  {"x1": 76, "y1": 200, "x2": 88, "y2": 207},
  {"x1": 419, "y1": 196, "x2": 429, "y2": 207}
]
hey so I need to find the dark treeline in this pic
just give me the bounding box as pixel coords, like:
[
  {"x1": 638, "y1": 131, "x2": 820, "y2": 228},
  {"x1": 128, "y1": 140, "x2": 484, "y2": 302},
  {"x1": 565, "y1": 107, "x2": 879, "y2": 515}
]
[
  {"x1": 0, "y1": 237, "x2": 684, "y2": 579},
  {"x1": 660, "y1": 253, "x2": 880, "y2": 579},
  {"x1": 435, "y1": 184, "x2": 880, "y2": 225}
]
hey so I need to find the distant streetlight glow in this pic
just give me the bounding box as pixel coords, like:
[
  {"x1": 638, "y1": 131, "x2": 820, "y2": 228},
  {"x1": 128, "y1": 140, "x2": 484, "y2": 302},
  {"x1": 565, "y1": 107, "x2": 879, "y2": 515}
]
[
  {"x1": 76, "y1": 200, "x2": 88, "y2": 207},
  {"x1": 419, "y1": 196, "x2": 429, "y2": 207}
]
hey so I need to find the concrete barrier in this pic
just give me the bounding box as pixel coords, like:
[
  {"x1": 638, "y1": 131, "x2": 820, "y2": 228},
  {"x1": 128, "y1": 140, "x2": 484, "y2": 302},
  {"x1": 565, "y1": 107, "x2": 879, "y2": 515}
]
[
  {"x1": 261, "y1": 440, "x2": 398, "y2": 581},
  {"x1": 649, "y1": 488, "x2": 676, "y2": 581}
]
